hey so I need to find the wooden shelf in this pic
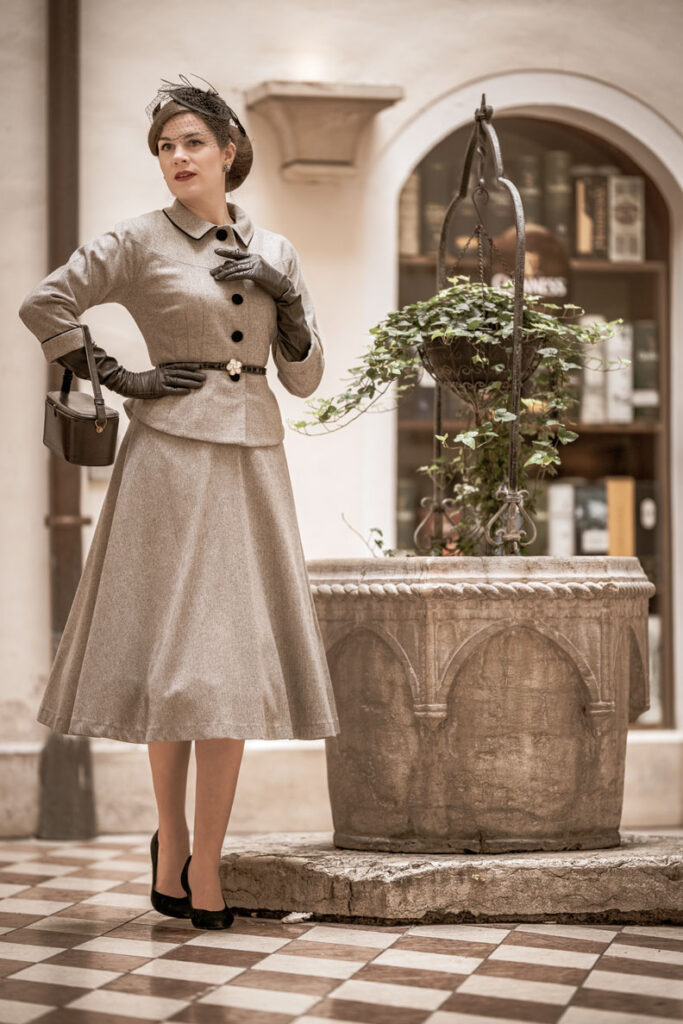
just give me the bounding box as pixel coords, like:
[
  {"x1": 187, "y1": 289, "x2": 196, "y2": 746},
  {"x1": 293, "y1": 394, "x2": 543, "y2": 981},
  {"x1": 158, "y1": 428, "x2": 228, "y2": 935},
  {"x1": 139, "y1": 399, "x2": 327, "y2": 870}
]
[
  {"x1": 398, "y1": 419, "x2": 662, "y2": 435},
  {"x1": 399, "y1": 255, "x2": 666, "y2": 275}
]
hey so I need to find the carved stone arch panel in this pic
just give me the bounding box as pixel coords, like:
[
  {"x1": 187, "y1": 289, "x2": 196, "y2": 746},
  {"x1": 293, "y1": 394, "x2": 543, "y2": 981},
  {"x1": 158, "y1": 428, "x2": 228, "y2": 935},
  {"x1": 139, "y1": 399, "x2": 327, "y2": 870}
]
[
  {"x1": 438, "y1": 619, "x2": 602, "y2": 710},
  {"x1": 324, "y1": 624, "x2": 422, "y2": 840}
]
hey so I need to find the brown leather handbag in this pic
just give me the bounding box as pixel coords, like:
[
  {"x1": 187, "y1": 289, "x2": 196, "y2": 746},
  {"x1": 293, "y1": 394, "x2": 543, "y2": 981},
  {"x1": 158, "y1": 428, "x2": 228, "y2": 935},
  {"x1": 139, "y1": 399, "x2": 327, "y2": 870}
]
[{"x1": 43, "y1": 325, "x2": 119, "y2": 466}]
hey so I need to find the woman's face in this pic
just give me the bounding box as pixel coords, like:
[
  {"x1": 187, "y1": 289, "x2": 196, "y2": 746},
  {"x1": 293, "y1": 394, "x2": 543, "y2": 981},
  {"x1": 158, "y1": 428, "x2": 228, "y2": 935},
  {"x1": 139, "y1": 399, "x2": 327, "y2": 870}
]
[{"x1": 157, "y1": 111, "x2": 236, "y2": 199}]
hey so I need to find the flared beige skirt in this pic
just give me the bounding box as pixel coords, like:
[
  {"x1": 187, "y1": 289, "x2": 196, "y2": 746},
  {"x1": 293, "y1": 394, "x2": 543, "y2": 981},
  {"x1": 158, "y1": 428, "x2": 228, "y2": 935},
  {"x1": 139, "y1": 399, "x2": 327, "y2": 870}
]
[{"x1": 37, "y1": 414, "x2": 340, "y2": 742}]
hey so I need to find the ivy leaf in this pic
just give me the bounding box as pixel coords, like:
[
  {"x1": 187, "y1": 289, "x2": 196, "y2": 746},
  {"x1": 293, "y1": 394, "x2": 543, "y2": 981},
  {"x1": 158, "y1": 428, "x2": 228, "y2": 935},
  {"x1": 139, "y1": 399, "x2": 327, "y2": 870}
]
[{"x1": 493, "y1": 408, "x2": 517, "y2": 422}]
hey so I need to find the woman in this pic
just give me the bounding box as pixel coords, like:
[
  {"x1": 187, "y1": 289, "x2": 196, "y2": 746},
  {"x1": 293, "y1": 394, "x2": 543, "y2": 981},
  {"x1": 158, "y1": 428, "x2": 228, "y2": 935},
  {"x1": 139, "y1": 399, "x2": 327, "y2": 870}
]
[{"x1": 18, "y1": 75, "x2": 340, "y2": 930}]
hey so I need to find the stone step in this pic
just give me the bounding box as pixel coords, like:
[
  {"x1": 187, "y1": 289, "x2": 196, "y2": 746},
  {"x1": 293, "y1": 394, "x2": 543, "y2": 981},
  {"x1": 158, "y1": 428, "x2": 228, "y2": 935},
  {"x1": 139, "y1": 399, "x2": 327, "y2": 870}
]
[{"x1": 219, "y1": 831, "x2": 683, "y2": 925}]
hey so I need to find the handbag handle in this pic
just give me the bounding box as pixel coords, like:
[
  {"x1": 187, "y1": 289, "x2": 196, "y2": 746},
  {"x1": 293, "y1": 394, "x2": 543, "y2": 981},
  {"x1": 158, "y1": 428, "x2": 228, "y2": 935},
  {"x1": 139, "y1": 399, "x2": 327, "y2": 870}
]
[{"x1": 59, "y1": 324, "x2": 109, "y2": 432}]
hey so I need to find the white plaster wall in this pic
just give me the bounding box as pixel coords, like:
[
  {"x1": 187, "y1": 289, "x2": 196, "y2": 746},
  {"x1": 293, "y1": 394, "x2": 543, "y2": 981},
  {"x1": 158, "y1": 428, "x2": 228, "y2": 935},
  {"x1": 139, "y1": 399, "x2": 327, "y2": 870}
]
[{"x1": 0, "y1": 0, "x2": 52, "y2": 743}]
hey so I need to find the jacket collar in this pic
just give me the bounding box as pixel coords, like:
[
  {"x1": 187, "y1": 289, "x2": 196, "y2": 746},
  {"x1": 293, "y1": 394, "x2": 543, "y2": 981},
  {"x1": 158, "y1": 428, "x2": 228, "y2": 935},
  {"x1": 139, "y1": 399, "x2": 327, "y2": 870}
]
[{"x1": 162, "y1": 197, "x2": 254, "y2": 245}]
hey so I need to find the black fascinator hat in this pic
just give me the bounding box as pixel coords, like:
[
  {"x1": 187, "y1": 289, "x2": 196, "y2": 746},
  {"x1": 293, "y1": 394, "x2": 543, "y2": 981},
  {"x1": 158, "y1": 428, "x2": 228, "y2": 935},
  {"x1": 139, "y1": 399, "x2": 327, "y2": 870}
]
[{"x1": 147, "y1": 74, "x2": 252, "y2": 191}]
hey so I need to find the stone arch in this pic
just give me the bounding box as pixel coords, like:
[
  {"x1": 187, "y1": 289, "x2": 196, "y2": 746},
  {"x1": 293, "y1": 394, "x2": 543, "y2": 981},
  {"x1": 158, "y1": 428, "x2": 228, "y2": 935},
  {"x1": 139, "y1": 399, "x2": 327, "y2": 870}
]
[
  {"x1": 326, "y1": 622, "x2": 420, "y2": 705},
  {"x1": 437, "y1": 619, "x2": 601, "y2": 709}
]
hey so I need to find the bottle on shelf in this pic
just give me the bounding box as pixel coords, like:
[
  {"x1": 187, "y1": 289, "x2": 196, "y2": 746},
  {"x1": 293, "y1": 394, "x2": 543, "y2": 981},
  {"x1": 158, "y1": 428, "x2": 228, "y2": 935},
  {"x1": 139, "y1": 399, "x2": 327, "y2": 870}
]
[
  {"x1": 632, "y1": 320, "x2": 659, "y2": 421},
  {"x1": 398, "y1": 171, "x2": 421, "y2": 257}
]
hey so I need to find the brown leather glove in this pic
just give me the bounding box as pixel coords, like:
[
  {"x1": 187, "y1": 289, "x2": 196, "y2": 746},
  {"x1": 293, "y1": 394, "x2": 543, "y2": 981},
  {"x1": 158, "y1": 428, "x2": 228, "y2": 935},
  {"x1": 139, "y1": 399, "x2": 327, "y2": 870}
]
[{"x1": 57, "y1": 336, "x2": 207, "y2": 398}]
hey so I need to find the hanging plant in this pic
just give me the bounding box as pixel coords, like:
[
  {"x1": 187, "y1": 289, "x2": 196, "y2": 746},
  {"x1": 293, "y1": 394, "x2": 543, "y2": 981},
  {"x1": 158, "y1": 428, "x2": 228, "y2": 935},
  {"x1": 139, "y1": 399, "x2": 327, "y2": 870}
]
[{"x1": 288, "y1": 274, "x2": 622, "y2": 555}]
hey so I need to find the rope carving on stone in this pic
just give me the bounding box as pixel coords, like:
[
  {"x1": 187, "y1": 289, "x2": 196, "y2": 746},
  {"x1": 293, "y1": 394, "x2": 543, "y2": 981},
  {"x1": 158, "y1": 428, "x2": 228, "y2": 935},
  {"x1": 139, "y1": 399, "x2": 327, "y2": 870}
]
[{"x1": 310, "y1": 580, "x2": 656, "y2": 600}]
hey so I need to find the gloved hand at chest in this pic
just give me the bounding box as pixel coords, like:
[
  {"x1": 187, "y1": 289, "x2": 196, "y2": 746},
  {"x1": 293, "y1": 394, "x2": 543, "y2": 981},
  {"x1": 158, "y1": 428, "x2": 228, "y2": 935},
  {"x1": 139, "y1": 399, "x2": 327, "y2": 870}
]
[
  {"x1": 57, "y1": 335, "x2": 207, "y2": 399},
  {"x1": 211, "y1": 247, "x2": 312, "y2": 362}
]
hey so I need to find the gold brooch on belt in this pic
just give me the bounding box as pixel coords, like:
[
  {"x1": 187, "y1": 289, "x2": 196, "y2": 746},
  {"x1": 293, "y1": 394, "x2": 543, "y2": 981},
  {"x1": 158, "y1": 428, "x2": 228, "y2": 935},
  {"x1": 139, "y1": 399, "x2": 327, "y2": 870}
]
[{"x1": 226, "y1": 358, "x2": 242, "y2": 381}]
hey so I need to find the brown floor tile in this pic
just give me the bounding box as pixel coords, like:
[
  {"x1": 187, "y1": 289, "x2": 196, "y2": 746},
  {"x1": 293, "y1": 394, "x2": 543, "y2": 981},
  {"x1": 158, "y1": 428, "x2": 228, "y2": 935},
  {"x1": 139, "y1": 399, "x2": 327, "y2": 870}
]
[
  {"x1": 38, "y1": 1009, "x2": 161, "y2": 1024},
  {"x1": 167, "y1": 1005, "x2": 296, "y2": 1024},
  {"x1": 0, "y1": 911, "x2": 45, "y2": 927},
  {"x1": 571, "y1": 984, "x2": 683, "y2": 1018},
  {"x1": 596, "y1": 954, "x2": 683, "y2": 980},
  {"x1": 228, "y1": 968, "x2": 337, "y2": 996},
  {"x1": 612, "y1": 932, "x2": 683, "y2": 954},
  {"x1": 392, "y1": 934, "x2": 497, "y2": 958},
  {"x1": 43, "y1": 947, "x2": 152, "y2": 972},
  {"x1": 228, "y1": 919, "x2": 315, "y2": 940},
  {"x1": 1, "y1": 927, "x2": 86, "y2": 949},
  {"x1": 474, "y1": 957, "x2": 588, "y2": 986},
  {"x1": 440, "y1": 990, "x2": 563, "y2": 1023},
  {"x1": 307, "y1": 998, "x2": 431, "y2": 1024},
  {"x1": 109, "y1": 882, "x2": 150, "y2": 896},
  {"x1": 103, "y1": 970, "x2": 209, "y2": 999},
  {"x1": 352, "y1": 961, "x2": 464, "y2": 990},
  {"x1": 0, "y1": 870, "x2": 52, "y2": 885},
  {"x1": 8, "y1": 885, "x2": 76, "y2": 899},
  {"x1": 277, "y1": 939, "x2": 377, "y2": 962},
  {"x1": 0, "y1": 976, "x2": 88, "y2": 1006},
  {"x1": 161, "y1": 945, "x2": 265, "y2": 969},
  {"x1": 503, "y1": 929, "x2": 608, "y2": 955},
  {"x1": 0, "y1": 958, "x2": 33, "y2": 977}
]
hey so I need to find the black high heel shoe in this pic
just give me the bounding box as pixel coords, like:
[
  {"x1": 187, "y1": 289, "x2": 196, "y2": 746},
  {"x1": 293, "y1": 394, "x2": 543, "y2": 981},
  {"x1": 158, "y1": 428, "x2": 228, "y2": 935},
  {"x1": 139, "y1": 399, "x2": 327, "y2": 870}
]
[
  {"x1": 181, "y1": 854, "x2": 234, "y2": 930},
  {"x1": 150, "y1": 830, "x2": 192, "y2": 919}
]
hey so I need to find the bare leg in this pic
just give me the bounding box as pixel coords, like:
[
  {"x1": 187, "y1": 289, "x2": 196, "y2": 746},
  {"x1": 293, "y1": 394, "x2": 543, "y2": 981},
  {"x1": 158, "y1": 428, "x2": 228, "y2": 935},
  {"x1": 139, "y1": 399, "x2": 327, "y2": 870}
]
[
  {"x1": 147, "y1": 740, "x2": 192, "y2": 897},
  {"x1": 189, "y1": 737, "x2": 245, "y2": 910}
]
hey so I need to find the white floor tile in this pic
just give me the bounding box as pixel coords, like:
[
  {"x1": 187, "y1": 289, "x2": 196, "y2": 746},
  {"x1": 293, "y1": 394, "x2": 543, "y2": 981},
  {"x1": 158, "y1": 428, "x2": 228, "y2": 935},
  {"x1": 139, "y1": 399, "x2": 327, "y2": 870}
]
[
  {"x1": 199, "y1": 983, "x2": 320, "y2": 1014},
  {"x1": 0, "y1": 999, "x2": 52, "y2": 1024},
  {"x1": 297, "y1": 925, "x2": 400, "y2": 949},
  {"x1": 1, "y1": 861, "x2": 77, "y2": 877},
  {"x1": 0, "y1": 898, "x2": 73, "y2": 916},
  {"x1": 46, "y1": 846, "x2": 122, "y2": 861},
  {"x1": 490, "y1": 943, "x2": 599, "y2": 969},
  {"x1": 584, "y1": 969, "x2": 683, "y2": 1000},
  {"x1": 558, "y1": 1007, "x2": 675, "y2": 1024},
  {"x1": 37, "y1": 875, "x2": 122, "y2": 893},
  {"x1": 74, "y1": 936, "x2": 179, "y2": 958},
  {"x1": 456, "y1": 973, "x2": 576, "y2": 1005},
  {"x1": 187, "y1": 931, "x2": 291, "y2": 952},
  {"x1": 515, "y1": 924, "x2": 618, "y2": 943},
  {"x1": 427, "y1": 1012, "x2": 531, "y2": 1024},
  {"x1": 67, "y1": 989, "x2": 188, "y2": 1020},
  {"x1": 0, "y1": 884, "x2": 29, "y2": 898},
  {"x1": 0, "y1": 851, "x2": 45, "y2": 863},
  {"x1": 26, "y1": 916, "x2": 111, "y2": 935},
  {"x1": 374, "y1": 947, "x2": 482, "y2": 975},
  {"x1": 255, "y1": 952, "x2": 362, "y2": 979},
  {"x1": 407, "y1": 925, "x2": 511, "y2": 945},
  {"x1": 327, "y1": 978, "x2": 451, "y2": 1010},
  {"x1": 81, "y1": 892, "x2": 151, "y2": 909},
  {"x1": 133, "y1": 957, "x2": 244, "y2": 984},
  {"x1": 10, "y1": 962, "x2": 121, "y2": 988},
  {"x1": 87, "y1": 859, "x2": 149, "y2": 873},
  {"x1": 0, "y1": 941, "x2": 66, "y2": 963},
  {"x1": 605, "y1": 941, "x2": 683, "y2": 966}
]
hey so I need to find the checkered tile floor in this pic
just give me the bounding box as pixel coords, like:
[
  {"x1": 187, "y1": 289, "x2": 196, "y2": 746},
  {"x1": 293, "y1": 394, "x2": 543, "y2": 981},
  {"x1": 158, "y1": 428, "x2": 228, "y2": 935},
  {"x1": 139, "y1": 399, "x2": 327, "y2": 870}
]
[{"x1": 0, "y1": 837, "x2": 680, "y2": 1024}]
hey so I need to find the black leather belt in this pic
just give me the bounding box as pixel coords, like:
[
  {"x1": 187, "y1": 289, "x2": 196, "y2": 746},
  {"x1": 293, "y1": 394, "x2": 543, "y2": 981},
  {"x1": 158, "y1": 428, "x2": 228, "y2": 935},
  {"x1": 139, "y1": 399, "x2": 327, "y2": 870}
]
[{"x1": 160, "y1": 360, "x2": 266, "y2": 382}]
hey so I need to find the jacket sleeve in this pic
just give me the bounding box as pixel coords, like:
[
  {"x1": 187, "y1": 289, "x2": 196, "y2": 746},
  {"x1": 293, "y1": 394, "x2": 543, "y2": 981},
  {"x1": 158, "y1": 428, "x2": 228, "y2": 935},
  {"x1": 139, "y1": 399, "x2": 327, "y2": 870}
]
[
  {"x1": 271, "y1": 242, "x2": 325, "y2": 398},
  {"x1": 18, "y1": 224, "x2": 138, "y2": 363}
]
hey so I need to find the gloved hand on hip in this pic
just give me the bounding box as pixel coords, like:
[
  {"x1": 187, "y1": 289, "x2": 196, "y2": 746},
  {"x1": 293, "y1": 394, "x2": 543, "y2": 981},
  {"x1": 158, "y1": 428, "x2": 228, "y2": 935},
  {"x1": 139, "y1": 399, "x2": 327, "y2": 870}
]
[
  {"x1": 211, "y1": 248, "x2": 312, "y2": 361},
  {"x1": 57, "y1": 334, "x2": 207, "y2": 399}
]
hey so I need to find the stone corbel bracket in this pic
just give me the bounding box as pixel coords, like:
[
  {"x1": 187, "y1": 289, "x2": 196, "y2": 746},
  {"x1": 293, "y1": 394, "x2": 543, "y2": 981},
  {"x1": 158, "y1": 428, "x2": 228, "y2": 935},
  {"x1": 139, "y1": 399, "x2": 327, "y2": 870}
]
[{"x1": 243, "y1": 81, "x2": 404, "y2": 182}]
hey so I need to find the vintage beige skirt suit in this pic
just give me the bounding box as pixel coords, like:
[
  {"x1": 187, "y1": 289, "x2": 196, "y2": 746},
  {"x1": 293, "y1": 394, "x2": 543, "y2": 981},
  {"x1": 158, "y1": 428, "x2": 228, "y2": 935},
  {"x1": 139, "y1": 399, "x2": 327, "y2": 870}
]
[{"x1": 18, "y1": 197, "x2": 340, "y2": 743}]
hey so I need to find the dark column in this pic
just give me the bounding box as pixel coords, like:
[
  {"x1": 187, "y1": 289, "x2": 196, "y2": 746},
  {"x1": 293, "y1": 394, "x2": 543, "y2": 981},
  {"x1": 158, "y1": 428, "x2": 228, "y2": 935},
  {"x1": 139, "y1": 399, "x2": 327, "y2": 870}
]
[{"x1": 38, "y1": 0, "x2": 96, "y2": 840}]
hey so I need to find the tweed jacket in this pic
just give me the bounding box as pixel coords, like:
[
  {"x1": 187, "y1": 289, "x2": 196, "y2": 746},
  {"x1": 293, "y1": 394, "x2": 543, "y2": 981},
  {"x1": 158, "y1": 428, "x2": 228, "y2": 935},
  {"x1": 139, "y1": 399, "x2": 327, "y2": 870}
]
[{"x1": 18, "y1": 198, "x2": 324, "y2": 445}]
